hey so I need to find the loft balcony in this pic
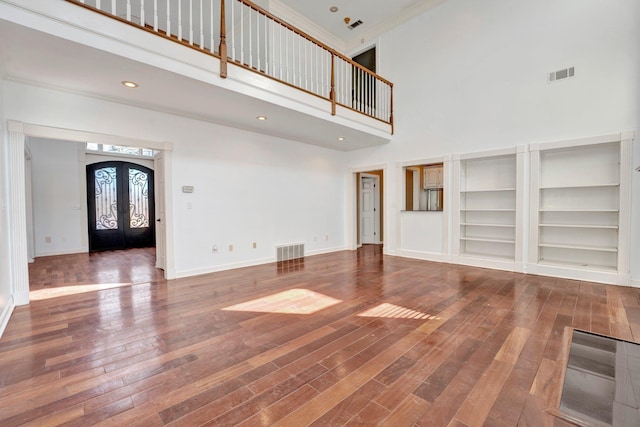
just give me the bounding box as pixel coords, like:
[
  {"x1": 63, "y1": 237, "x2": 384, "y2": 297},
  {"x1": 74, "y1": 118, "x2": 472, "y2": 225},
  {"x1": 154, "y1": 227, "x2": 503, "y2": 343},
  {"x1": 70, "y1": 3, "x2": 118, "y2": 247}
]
[{"x1": 0, "y1": 0, "x2": 393, "y2": 150}]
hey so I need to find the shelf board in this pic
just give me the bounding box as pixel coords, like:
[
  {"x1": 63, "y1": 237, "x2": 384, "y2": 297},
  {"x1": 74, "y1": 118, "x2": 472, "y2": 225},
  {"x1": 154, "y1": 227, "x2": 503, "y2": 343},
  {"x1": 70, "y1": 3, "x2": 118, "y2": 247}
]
[
  {"x1": 461, "y1": 188, "x2": 516, "y2": 193},
  {"x1": 461, "y1": 223, "x2": 515, "y2": 228},
  {"x1": 539, "y1": 183, "x2": 619, "y2": 190},
  {"x1": 539, "y1": 224, "x2": 618, "y2": 230},
  {"x1": 460, "y1": 252, "x2": 515, "y2": 261},
  {"x1": 538, "y1": 259, "x2": 617, "y2": 273},
  {"x1": 538, "y1": 242, "x2": 618, "y2": 252},
  {"x1": 539, "y1": 208, "x2": 619, "y2": 213},
  {"x1": 461, "y1": 208, "x2": 516, "y2": 212},
  {"x1": 461, "y1": 237, "x2": 515, "y2": 244}
]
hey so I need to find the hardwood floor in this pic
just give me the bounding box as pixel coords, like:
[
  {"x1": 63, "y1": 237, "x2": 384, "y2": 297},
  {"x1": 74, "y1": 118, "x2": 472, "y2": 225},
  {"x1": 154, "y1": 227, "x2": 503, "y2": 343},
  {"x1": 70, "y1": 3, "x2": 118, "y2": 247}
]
[{"x1": 2, "y1": 246, "x2": 639, "y2": 426}]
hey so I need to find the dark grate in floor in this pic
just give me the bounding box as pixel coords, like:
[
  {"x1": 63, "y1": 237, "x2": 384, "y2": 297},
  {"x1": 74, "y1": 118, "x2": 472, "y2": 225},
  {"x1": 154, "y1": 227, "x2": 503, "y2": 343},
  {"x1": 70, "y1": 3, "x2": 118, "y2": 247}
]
[{"x1": 558, "y1": 330, "x2": 640, "y2": 426}]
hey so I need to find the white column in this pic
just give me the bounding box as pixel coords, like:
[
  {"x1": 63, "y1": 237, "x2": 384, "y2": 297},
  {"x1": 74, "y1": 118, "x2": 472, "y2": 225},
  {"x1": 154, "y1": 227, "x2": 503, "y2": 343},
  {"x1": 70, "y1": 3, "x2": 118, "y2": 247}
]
[{"x1": 7, "y1": 121, "x2": 29, "y2": 306}]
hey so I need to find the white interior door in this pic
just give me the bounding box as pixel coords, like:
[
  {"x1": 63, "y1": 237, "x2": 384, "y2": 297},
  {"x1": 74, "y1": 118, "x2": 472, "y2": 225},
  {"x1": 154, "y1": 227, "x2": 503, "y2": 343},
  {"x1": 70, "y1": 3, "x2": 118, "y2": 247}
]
[
  {"x1": 360, "y1": 175, "x2": 380, "y2": 244},
  {"x1": 154, "y1": 152, "x2": 166, "y2": 271}
]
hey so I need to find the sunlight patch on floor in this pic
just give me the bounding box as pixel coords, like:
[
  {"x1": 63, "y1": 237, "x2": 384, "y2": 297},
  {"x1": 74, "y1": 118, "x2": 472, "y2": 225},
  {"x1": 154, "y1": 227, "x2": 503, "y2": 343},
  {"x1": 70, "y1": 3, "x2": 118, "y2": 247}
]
[
  {"x1": 222, "y1": 288, "x2": 342, "y2": 315},
  {"x1": 357, "y1": 303, "x2": 438, "y2": 320},
  {"x1": 30, "y1": 282, "x2": 133, "y2": 301}
]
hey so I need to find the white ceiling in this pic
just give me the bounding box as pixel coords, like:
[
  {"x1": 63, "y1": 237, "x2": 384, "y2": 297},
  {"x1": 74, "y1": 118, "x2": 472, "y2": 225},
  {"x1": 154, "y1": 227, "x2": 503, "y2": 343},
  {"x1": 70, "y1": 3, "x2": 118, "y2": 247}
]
[{"x1": 277, "y1": 0, "x2": 445, "y2": 48}]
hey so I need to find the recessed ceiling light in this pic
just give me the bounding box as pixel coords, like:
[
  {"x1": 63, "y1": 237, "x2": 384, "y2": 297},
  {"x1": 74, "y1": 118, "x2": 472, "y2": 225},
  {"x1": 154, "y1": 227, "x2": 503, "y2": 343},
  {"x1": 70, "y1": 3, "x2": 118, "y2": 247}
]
[
  {"x1": 122, "y1": 80, "x2": 138, "y2": 88},
  {"x1": 337, "y1": 137, "x2": 345, "y2": 141},
  {"x1": 256, "y1": 116, "x2": 267, "y2": 121},
  {"x1": 330, "y1": 6, "x2": 338, "y2": 13}
]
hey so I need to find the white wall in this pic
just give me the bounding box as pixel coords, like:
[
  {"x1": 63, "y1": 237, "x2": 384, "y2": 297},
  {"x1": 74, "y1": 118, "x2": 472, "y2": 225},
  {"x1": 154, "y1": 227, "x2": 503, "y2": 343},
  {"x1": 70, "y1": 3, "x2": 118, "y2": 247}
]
[
  {"x1": 3, "y1": 81, "x2": 347, "y2": 278},
  {"x1": 29, "y1": 138, "x2": 84, "y2": 256},
  {"x1": 0, "y1": 78, "x2": 13, "y2": 335},
  {"x1": 347, "y1": 0, "x2": 640, "y2": 281}
]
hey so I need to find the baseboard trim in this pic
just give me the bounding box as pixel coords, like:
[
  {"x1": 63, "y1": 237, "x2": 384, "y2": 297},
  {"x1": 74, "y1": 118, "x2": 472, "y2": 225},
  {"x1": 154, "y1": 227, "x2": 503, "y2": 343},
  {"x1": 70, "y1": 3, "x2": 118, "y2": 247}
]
[
  {"x1": 0, "y1": 296, "x2": 16, "y2": 339},
  {"x1": 395, "y1": 249, "x2": 446, "y2": 263},
  {"x1": 174, "y1": 247, "x2": 348, "y2": 279},
  {"x1": 35, "y1": 248, "x2": 86, "y2": 258}
]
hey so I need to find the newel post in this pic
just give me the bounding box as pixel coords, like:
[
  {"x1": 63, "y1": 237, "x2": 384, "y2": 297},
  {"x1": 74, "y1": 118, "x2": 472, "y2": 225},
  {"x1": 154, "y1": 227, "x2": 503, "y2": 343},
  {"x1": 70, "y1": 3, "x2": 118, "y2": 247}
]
[
  {"x1": 330, "y1": 53, "x2": 336, "y2": 116},
  {"x1": 219, "y1": 0, "x2": 228, "y2": 78}
]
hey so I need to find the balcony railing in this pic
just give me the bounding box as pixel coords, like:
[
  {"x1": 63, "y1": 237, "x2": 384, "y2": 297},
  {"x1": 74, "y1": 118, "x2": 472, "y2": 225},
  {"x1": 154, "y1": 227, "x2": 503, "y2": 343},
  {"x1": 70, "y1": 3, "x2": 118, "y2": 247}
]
[{"x1": 66, "y1": 0, "x2": 394, "y2": 128}]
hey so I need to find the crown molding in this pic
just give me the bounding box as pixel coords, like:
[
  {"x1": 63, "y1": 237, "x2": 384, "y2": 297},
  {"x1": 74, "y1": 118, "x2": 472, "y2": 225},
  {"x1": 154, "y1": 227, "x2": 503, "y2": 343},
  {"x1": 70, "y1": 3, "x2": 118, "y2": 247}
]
[
  {"x1": 345, "y1": 0, "x2": 447, "y2": 51},
  {"x1": 268, "y1": 0, "x2": 346, "y2": 52}
]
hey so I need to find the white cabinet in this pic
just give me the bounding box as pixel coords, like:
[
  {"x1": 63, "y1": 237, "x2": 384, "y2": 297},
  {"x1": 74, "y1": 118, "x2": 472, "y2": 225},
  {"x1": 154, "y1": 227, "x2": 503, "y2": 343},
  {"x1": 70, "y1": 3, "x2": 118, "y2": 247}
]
[
  {"x1": 454, "y1": 148, "x2": 523, "y2": 270},
  {"x1": 423, "y1": 165, "x2": 443, "y2": 189},
  {"x1": 529, "y1": 134, "x2": 632, "y2": 284}
]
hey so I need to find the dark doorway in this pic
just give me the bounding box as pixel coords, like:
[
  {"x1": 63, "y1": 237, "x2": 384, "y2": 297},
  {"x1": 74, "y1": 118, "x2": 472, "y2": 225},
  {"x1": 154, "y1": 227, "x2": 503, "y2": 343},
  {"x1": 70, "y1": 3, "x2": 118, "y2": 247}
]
[
  {"x1": 87, "y1": 161, "x2": 155, "y2": 252},
  {"x1": 352, "y1": 46, "x2": 376, "y2": 112},
  {"x1": 353, "y1": 47, "x2": 376, "y2": 73}
]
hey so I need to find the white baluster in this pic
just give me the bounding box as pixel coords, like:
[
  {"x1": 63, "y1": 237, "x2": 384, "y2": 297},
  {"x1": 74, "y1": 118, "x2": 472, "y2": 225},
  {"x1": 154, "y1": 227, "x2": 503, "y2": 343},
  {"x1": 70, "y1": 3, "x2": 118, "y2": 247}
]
[
  {"x1": 153, "y1": 0, "x2": 158, "y2": 31},
  {"x1": 285, "y1": 27, "x2": 289, "y2": 82},
  {"x1": 199, "y1": 0, "x2": 203, "y2": 48},
  {"x1": 248, "y1": 6, "x2": 252, "y2": 68},
  {"x1": 369, "y1": 73, "x2": 373, "y2": 115},
  {"x1": 231, "y1": 0, "x2": 235, "y2": 60},
  {"x1": 256, "y1": 10, "x2": 261, "y2": 72},
  {"x1": 209, "y1": 0, "x2": 213, "y2": 52},
  {"x1": 278, "y1": 24, "x2": 282, "y2": 80},
  {"x1": 166, "y1": 0, "x2": 171, "y2": 36},
  {"x1": 188, "y1": 0, "x2": 193, "y2": 45},
  {"x1": 304, "y1": 39, "x2": 308, "y2": 91},
  {"x1": 95, "y1": 0, "x2": 100, "y2": 9},
  {"x1": 264, "y1": 12, "x2": 268, "y2": 74},
  {"x1": 126, "y1": 0, "x2": 131, "y2": 21},
  {"x1": 140, "y1": 0, "x2": 145, "y2": 26},
  {"x1": 177, "y1": 0, "x2": 182, "y2": 41},
  {"x1": 111, "y1": 0, "x2": 115, "y2": 15},
  {"x1": 240, "y1": 2, "x2": 244, "y2": 64}
]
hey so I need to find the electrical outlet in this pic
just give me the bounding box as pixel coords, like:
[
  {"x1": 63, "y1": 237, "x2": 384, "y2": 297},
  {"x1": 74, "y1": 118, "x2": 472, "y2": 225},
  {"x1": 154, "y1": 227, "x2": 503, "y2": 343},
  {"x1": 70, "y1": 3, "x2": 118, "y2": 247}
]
[
  {"x1": 212, "y1": 245, "x2": 218, "y2": 253},
  {"x1": 325, "y1": 235, "x2": 329, "y2": 241},
  {"x1": 252, "y1": 242, "x2": 257, "y2": 249},
  {"x1": 228, "y1": 244, "x2": 233, "y2": 252},
  {"x1": 45, "y1": 236, "x2": 52, "y2": 243}
]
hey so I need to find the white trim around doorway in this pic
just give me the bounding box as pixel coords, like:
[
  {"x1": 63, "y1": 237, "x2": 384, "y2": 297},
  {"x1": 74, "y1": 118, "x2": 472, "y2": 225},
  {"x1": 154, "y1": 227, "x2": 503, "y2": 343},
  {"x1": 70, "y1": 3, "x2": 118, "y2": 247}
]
[{"x1": 6, "y1": 121, "x2": 175, "y2": 307}]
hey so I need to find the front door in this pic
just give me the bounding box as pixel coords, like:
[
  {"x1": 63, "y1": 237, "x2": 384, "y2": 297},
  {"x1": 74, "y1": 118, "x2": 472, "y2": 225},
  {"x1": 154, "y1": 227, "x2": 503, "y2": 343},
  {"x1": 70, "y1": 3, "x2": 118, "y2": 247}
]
[{"x1": 87, "y1": 161, "x2": 155, "y2": 252}]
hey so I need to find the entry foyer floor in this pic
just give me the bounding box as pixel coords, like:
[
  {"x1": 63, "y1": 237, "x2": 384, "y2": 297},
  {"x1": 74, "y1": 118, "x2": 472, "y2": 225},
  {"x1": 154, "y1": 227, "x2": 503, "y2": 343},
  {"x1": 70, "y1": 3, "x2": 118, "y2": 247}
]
[{"x1": 1, "y1": 246, "x2": 639, "y2": 426}]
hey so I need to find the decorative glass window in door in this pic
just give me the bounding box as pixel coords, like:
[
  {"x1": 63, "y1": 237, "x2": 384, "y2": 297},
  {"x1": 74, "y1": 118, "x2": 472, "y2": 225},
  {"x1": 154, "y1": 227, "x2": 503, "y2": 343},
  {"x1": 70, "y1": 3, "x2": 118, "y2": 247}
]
[
  {"x1": 94, "y1": 166, "x2": 118, "y2": 230},
  {"x1": 129, "y1": 168, "x2": 150, "y2": 228}
]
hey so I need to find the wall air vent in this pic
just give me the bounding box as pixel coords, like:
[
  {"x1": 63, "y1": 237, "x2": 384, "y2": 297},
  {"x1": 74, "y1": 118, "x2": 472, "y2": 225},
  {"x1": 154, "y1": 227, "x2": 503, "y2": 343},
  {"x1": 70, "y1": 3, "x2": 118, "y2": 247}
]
[
  {"x1": 549, "y1": 66, "x2": 575, "y2": 83},
  {"x1": 348, "y1": 19, "x2": 363, "y2": 30}
]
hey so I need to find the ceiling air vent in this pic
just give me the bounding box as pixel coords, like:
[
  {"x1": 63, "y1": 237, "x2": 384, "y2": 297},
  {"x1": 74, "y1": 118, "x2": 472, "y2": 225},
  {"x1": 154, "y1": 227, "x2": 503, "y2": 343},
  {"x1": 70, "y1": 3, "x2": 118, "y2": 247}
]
[
  {"x1": 549, "y1": 66, "x2": 575, "y2": 83},
  {"x1": 348, "y1": 19, "x2": 363, "y2": 30}
]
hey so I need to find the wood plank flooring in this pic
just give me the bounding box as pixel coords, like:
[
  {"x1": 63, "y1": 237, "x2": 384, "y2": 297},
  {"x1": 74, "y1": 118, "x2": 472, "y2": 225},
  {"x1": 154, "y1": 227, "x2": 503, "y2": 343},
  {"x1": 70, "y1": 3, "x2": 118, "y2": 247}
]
[{"x1": 2, "y1": 245, "x2": 640, "y2": 426}]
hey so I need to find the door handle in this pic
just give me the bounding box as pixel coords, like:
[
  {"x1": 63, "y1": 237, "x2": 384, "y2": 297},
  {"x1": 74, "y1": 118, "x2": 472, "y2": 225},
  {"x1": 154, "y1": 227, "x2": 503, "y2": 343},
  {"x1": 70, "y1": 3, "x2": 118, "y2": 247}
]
[{"x1": 156, "y1": 218, "x2": 162, "y2": 222}]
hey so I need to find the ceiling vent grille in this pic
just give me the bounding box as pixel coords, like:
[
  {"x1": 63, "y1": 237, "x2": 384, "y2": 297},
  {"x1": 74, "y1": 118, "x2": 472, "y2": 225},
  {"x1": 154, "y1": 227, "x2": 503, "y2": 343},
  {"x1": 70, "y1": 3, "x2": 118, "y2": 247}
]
[
  {"x1": 549, "y1": 66, "x2": 575, "y2": 83},
  {"x1": 348, "y1": 19, "x2": 363, "y2": 30}
]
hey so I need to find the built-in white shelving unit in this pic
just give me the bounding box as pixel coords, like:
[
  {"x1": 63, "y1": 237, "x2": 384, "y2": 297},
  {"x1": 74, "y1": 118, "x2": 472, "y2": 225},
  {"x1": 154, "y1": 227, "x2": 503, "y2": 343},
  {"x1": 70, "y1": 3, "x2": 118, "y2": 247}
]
[
  {"x1": 453, "y1": 147, "x2": 525, "y2": 271},
  {"x1": 529, "y1": 133, "x2": 633, "y2": 284}
]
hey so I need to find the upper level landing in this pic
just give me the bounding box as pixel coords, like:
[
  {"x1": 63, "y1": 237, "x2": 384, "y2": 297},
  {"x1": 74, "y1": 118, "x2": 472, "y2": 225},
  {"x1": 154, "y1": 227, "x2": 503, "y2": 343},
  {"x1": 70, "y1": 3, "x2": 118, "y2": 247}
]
[{"x1": 0, "y1": 0, "x2": 393, "y2": 151}]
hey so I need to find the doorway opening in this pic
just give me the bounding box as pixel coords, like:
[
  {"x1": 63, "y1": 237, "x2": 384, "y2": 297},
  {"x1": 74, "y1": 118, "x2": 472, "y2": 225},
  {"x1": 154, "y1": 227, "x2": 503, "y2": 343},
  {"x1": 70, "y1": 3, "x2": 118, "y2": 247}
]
[
  {"x1": 87, "y1": 161, "x2": 155, "y2": 252},
  {"x1": 352, "y1": 46, "x2": 376, "y2": 112},
  {"x1": 357, "y1": 170, "x2": 383, "y2": 246},
  {"x1": 6, "y1": 122, "x2": 172, "y2": 308}
]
